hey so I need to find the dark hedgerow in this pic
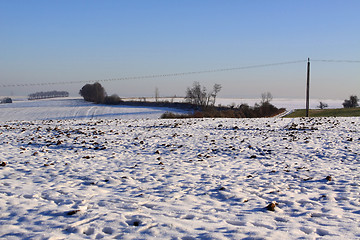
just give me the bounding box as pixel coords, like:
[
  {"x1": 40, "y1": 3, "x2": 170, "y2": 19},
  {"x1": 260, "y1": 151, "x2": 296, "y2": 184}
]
[
  {"x1": 161, "y1": 102, "x2": 285, "y2": 119},
  {"x1": 28, "y1": 91, "x2": 69, "y2": 100},
  {"x1": 104, "y1": 94, "x2": 122, "y2": 105}
]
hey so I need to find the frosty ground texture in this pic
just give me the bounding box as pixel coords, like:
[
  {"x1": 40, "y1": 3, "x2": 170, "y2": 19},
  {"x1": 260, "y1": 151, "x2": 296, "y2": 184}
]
[{"x1": 0, "y1": 117, "x2": 359, "y2": 239}]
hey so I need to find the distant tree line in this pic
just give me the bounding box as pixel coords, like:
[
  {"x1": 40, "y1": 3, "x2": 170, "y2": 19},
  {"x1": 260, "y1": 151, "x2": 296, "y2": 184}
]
[
  {"x1": 79, "y1": 82, "x2": 122, "y2": 105},
  {"x1": 161, "y1": 101, "x2": 284, "y2": 119},
  {"x1": 78, "y1": 81, "x2": 284, "y2": 118},
  {"x1": 162, "y1": 82, "x2": 284, "y2": 118},
  {"x1": 317, "y1": 95, "x2": 359, "y2": 110},
  {"x1": 28, "y1": 91, "x2": 69, "y2": 100}
]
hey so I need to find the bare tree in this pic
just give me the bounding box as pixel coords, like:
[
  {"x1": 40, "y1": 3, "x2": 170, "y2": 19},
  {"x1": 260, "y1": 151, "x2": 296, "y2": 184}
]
[
  {"x1": 155, "y1": 87, "x2": 159, "y2": 102},
  {"x1": 207, "y1": 83, "x2": 222, "y2": 106},
  {"x1": 185, "y1": 82, "x2": 207, "y2": 106},
  {"x1": 261, "y1": 92, "x2": 273, "y2": 105},
  {"x1": 185, "y1": 82, "x2": 222, "y2": 107}
]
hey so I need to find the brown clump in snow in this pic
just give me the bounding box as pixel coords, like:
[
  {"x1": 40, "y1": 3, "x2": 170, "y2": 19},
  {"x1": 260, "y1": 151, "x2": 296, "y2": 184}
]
[
  {"x1": 326, "y1": 175, "x2": 333, "y2": 181},
  {"x1": 266, "y1": 202, "x2": 278, "y2": 211}
]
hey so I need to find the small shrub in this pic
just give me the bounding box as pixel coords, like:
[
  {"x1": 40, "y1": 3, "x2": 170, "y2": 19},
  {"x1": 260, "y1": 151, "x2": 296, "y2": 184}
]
[
  {"x1": 104, "y1": 94, "x2": 122, "y2": 105},
  {"x1": 343, "y1": 95, "x2": 359, "y2": 108},
  {"x1": 318, "y1": 102, "x2": 328, "y2": 109},
  {"x1": 79, "y1": 82, "x2": 106, "y2": 104},
  {"x1": 1, "y1": 97, "x2": 12, "y2": 104},
  {"x1": 160, "y1": 112, "x2": 190, "y2": 119},
  {"x1": 192, "y1": 111, "x2": 205, "y2": 118}
]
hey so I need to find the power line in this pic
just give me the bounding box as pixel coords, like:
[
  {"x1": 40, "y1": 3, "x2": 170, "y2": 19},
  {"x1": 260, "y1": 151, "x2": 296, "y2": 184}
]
[
  {"x1": 2, "y1": 59, "x2": 358, "y2": 88},
  {"x1": 312, "y1": 59, "x2": 360, "y2": 63},
  {"x1": 1, "y1": 60, "x2": 306, "y2": 88}
]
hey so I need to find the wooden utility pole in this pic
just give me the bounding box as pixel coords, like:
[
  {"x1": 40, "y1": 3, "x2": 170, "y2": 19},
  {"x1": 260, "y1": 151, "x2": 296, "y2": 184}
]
[{"x1": 306, "y1": 58, "x2": 310, "y2": 117}]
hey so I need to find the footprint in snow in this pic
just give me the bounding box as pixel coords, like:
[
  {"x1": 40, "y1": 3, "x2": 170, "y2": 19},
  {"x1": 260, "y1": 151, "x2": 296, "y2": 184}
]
[
  {"x1": 83, "y1": 227, "x2": 95, "y2": 236},
  {"x1": 316, "y1": 228, "x2": 333, "y2": 236},
  {"x1": 226, "y1": 220, "x2": 247, "y2": 226},
  {"x1": 102, "y1": 227, "x2": 114, "y2": 234},
  {"x1": 181, "y1": 214, "x2": 196, "y2": 220}
]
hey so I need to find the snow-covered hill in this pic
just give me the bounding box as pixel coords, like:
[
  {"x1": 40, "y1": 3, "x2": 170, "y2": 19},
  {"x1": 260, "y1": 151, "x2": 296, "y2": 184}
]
[
  {"x1": 0, "y1": 116, "x2": 359, "y2": 239},
  {"x1": 0, "y1": 97, "x2": 188, "y2": 122},
  {"x1": 0, "y1": 97, "x2": 344, "y2": 122}
]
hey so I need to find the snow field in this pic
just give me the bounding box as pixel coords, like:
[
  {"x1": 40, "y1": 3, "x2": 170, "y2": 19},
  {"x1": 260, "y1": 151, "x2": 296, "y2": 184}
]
[
  {"x1": 0, "y1": 98, "x2": 187, "y2": 121},
  {"x1": 0, "y1": 117, "x2": 359, "y2": 239},
  {"x1": 0, "y1": 97, "x2": 345, "y2": 122}
]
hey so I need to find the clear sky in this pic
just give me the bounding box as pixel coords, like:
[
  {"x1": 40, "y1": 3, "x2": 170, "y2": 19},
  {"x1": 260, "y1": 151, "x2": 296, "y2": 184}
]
[{"x1": 1, "y1": 0, "x2": 359, "y2": 99}]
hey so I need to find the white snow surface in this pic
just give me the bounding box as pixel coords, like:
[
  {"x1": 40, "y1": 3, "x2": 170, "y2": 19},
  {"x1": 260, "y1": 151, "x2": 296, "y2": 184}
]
[
  {"x1": 0, "y1": 97, "x2": 187, "y2": 122},
  {"x1": 0, "y1": 98, "x2": 359, "y2": 239}
]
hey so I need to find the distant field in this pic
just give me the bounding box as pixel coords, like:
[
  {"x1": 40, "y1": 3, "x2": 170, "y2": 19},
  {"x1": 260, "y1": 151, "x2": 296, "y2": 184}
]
[{"x1": 285, "y1": 107, "x2": 360, "y2": 117}]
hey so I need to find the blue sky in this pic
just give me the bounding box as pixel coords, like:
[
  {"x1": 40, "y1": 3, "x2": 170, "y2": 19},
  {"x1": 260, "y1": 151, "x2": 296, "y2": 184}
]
[{"x1": 1, "y1": 0, "x2": 359, "y2": 99}]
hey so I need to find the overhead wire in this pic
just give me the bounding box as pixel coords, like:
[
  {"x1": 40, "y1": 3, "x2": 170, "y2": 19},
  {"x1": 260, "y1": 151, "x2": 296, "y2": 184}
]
[
  {"x1": 311, "y1": 59, "x2": 360, "y2": 63},
  {"x1": 1, "y1": 59, "x2": 359, "y2": 88},
  {"x1": 1, "y1": 60, "x2": 306, "y2": 88}
]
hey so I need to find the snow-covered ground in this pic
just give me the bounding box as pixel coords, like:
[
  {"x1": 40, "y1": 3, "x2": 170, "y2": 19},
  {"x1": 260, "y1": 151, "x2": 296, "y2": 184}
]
[
  {"x1": 0, "y1": 98, "x2": 359, "y2": 239},
  {"x1": 0, "y1": 98, "x2": 187, "y2": 122}
]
